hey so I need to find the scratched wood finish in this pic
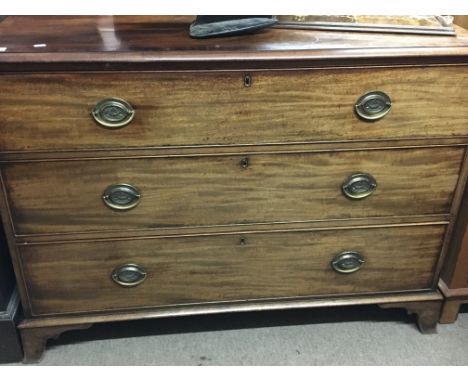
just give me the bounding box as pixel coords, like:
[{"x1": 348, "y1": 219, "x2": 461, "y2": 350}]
[
  {"x1": 1, "y1": 67, "x2": 468, "y2": 153},
  {"x1": 2, "y1": 147, "x2": 464, "y2": 236},
  {"x1": 19, "y1": 225, "x2": 445, "y2": 316}
]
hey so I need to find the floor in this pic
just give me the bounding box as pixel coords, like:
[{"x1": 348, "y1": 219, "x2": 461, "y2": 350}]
[{"x1": 12, "y1": 304, "x2": 468, "y2": 365}]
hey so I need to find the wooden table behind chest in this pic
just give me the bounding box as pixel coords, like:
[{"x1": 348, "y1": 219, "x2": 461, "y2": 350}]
[
  {"x1": 439, "y1": 184, "x2": 468, "y2": 323},
  {"x1": 1, "y1": 16, "x2": 468, "y2": 362}
]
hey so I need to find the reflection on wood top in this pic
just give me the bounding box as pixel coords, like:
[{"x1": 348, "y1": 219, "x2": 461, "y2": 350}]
[{"x1": 1, "y1": 16, "x2": 468, "y2": 70}]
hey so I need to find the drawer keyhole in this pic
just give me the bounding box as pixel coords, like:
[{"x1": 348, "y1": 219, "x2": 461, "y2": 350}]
[
  {"x1": 243, "y1": 74, "x2": 252, "y2": 87},
  {"x1": 240, "y1": 157, "x2": 250, "y2": 169}
]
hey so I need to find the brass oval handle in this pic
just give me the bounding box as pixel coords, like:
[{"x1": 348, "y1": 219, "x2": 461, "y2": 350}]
[
  {"x1": 92, "y1": 97, "x2": 135, "y2": 128},
  {"x1": 102, "y1": 184, "x2": 141, "y2": 211},
  {"x1": 331, "y1": 251, "x2": 365, "y2": 274},
  {"x1": 112, "y1": 264, "x2": 147, "y2": 287},
  {"x1": 355, "y1": 91, "x2": 392, "y2": 121},
  {"x1": 342, "y1": 173, "x2": 377, "y2": 200}
]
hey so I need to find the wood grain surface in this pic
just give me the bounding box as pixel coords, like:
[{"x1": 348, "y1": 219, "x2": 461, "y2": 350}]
[
  {"x1": 1, "y1": 16, "x2": 468, "y2": 71},
  {"x1": 1, "y1": 67, "x2": 468, "y2": 152},
  {"x1": 0, "y1": 16, "x2": 465, "y2": 55},
  {"x1": 2, "y1": 147, "x2": 464, "y2": 236},
  {"x1": 0, "y1": 16, "x2": 466, "y2": 360},
  {"x1": 19, "y1": 224, "x2": 445, "y2": 316}
]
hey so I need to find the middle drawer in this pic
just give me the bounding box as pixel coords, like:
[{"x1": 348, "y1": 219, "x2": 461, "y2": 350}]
[{"x1": 3, "y1": 146, "x2": 464, "y2": 236}]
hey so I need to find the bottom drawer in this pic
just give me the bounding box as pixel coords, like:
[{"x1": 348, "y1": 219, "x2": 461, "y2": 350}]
[{"x1": 20, "y1": 225, "x2": 445, "y2": 316}]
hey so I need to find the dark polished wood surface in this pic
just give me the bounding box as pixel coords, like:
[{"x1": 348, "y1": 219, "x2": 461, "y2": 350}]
[
  {"x1": 0, "y1": 16, "x2": 467, "y2": 361},
  {"x1": 1, "y1": 67, "x2": 468, "y2": 153},
  {"x1": 1, "y1": 16, "x2": 468, "y2": 70},
  {"x1": 20, "y1": 225, "x2": 444, "y2": 316},
  {"x1": 1, "y1": 16, "x2": 468, "y2": 54},
  {"x1": 3, "y1": 147, "x2": 463, "y2": 236}
]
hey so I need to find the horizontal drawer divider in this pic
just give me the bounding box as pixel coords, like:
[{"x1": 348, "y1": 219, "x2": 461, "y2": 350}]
[
  {"x1": 15, "y1": 215, "x2": 450, "y2": 245},
  {"x1": 2, "y1": 137, "x2": 468, "y2": 163}
]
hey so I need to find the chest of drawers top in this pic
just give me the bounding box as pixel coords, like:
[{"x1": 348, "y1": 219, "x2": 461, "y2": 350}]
[{"x1": 1, "y1": 16, "x2": 468, "y2": 71}]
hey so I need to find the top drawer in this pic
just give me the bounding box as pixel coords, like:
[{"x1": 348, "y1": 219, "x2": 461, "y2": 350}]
[{"x1": 1, "y1": 66, "x2": 467, "y2": 152}]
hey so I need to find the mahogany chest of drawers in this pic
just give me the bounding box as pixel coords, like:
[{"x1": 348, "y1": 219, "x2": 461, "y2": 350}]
[{"x1": 1, "y1": 16, "x2": 468, "y2": 362}]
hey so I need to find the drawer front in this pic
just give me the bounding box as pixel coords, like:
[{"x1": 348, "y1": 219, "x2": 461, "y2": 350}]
[
  {"x1": 20, "y1": 225, "x2": 445, "y2": 316},
  {"x1": 1, "y1": 66, "x2": 468, "y2": 152},
  {"x1": 3, "y1": 147, "x2": 463, "y2": 235}
]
